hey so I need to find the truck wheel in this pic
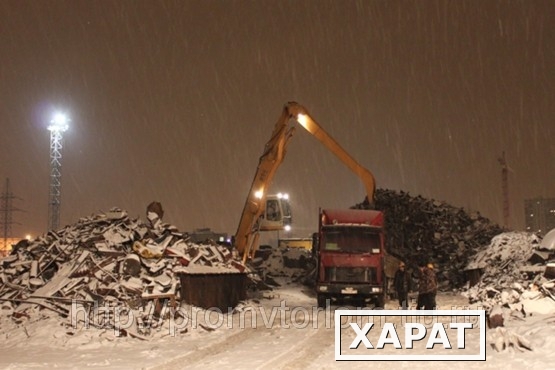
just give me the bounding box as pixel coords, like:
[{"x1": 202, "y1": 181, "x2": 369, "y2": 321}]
[
  {"x1": 375, "y1": 294, "x2": 385, "y2": 309},
  {"x1": 317, "y1": 294, "x2": 328, "y2": 308}
]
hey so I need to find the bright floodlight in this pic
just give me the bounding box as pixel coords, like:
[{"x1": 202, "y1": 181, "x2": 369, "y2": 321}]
[
  {"x1": 254, "y1": 189, "x2": 263, "y2": 199},
  {"x1": 296, "y1": 113, "x2": 308, "y2": 128},
  {"x1": 48, "y1": 113, "x2": 69, "y2": 132}
]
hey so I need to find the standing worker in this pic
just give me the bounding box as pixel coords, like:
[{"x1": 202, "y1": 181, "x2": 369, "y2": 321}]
[
  {"x1": 417, "y1": 260, "x2": 437, "y2": 310},
  {"x1": 427, "y1": 263, "x2": 437, "y2": 309},
  {"x1": 393, "y1": 261, "x2": 412, "y2": 309}
]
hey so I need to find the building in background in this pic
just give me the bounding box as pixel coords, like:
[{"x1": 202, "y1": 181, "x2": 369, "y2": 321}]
[{"x1": 525, "y1": 197, "x2": 555, "y2": 235}]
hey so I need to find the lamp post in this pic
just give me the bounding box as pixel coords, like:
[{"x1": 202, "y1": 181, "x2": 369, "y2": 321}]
[{"x1": 47, "y1": 113, "x2": 69, "y2": 231}]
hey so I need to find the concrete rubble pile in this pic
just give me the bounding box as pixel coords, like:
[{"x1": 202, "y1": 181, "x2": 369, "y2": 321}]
[
  {"x1": 0, "y1": 205, "x2": 247, "y2": 339},
  {"x1": 354, "y1": 188, "x2": 505, "y2": 289}
]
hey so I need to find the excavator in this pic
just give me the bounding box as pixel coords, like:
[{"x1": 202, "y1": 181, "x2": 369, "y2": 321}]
[{"x1": 234, "y1": 102, "x2": 376, "y2": 263}]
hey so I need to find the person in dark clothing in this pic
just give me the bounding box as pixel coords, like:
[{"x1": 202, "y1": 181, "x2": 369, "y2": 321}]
[
  {"x1": 417, "y1": 261, "x2": 437, "y2": 310},
  {"x1": 393, "y1": 261, "x2": 412, "y2": 309},
  {"x1": 427, "y1": 263, "x2": 437, "y2": 309}
]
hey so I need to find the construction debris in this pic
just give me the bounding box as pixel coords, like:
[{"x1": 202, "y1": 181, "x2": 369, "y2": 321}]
[{"x1": 0, "y1": 206, "x2": 248, "y2": 339}]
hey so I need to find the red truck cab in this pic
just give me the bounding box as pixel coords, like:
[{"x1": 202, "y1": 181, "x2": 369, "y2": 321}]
[{"x1": 315, "y1": 209, "x2": 386, "y2": 308}]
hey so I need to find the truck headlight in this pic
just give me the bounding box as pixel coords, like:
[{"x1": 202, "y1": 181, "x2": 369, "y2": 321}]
[
  {"x1": 319, "y1": 286, "x2": 328, "y2": 292},
  {"x1": 372, "y1": 287, "x2": 382, "y2": 293},
  {"x1": 372, "y1": 248, "x2": 380, "y2": 253}
]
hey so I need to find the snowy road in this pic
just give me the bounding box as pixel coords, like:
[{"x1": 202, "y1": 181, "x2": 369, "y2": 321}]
[
  {"x1": 147, "y1": 282, "x2": 555, "y2": 370},
  {"x1": 2, "y1": 281, "x2": 555, "y2": 369},
  {"x1": 149, "y1": 284, "x2": 335, "y2": 370}
]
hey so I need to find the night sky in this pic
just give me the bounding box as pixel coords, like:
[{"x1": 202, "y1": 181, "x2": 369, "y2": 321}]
[{"x1": 1, "y1": 0, "x2": 554, "y2": 240}]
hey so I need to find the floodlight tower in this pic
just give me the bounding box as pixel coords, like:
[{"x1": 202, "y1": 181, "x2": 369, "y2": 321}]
[{"x1": 47, "y1": 113, "x2": 69, "y2": 231}]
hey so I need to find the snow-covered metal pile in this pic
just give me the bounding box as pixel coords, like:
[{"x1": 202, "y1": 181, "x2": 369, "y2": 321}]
[
  {"x1": 463, "y1": 232, "x2": 555, "y2": 314},
  {"x1": 354, "y1": 188, "x2": 505, "y2": 289},
  {"x1": 0, "y1": 206, "x2": 247, "y2": 339},
  {"x1": 247, "y1": 246, "x2": 314, "y2": 290},
  {"x1": 467, "y1": 232, "x2": 539, "y2": 277}
]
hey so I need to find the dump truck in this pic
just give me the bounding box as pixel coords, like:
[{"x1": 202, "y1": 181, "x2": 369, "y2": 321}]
[{"x1": 314, "y1": 209, "x2": 389, "y2": 308}]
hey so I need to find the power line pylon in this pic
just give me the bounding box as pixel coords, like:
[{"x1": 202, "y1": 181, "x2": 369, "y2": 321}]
[
  {"x1": 498, "y1": 151, "x2": 509, "y2": 229},
  {"x1": 0, "y1": 178, "x2": 23, "y2": 251}
]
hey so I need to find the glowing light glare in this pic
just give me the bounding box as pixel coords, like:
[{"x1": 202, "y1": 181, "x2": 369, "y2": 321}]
[
  {"x1": 48, "y1": 113, "x2": 69, "y2": 132},
  {"x1": 254, "y1": 189, "x2": 263, "y2": 199},
  {"x1": 296, "y1": 113, "x2": 308, "y2": 128},
  {"x1": 25, "y1": 234, "x2": 32, "y2": 240},
  {"x1": 284, "y1": 225, "x2": 292, "y2": 232},
  {"x1": 277, "y1": 193, "x2": 289, "y2": 200}
]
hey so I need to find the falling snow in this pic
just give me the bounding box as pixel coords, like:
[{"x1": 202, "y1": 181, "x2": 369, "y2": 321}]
[
  {"x1": 0, "y1": 3, "x2": 554, "y2": 366},
  {"x1": 1, "y1": 1, "x2": 554, "y2": 240}
]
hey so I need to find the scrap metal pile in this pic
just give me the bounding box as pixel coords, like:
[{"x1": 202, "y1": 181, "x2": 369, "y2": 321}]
[
  {"x1": 0, "y1": 204, "x2": 247, "y2": 339},
  {"x1": 249, "y1": 245, "x2": 314, "y2": 288},
  {"x1": 462, "y1": 231, "x2": 555, "y2": 352},
  {"x1": 354, "y1": 188, "x2": 505, "y2": 289},
  {"x1": 463, "y1": 231, "x2": 555, "y2": 313}
]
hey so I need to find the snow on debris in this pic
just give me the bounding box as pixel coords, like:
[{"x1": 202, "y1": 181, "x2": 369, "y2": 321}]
[
  {"x1": 465, "y1": 232, "x2": 539, "y2": 271},
  {"x1": 248, "y1": 245, "x2": 314, "y2": 288},
  {"x1": 260, "y1": 246, "x2": 313, "y2": 275},
  {"x1": 540, "y1": 228, "x2": 555, "y2": 250},
  {"x1": 0, "y1": 206, "x2": 248, "y2": 340},
  {"x1": 459, "y1": 231, "x2": 555, "y2": 353},
  {"x1": 463, "y1": 231, "x2": 555, "y2": 321}
]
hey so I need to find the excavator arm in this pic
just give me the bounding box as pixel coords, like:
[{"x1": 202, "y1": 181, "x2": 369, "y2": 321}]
[
  {"x1": 234, "y1": 102, "x2": 376, "y2": 261},
  {"x1": 290, "y1": 103, "x2": 376, "y2": 206}
]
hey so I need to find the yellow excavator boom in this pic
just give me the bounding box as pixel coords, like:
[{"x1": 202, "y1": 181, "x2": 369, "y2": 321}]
[{"x1": 234, "y1": 102, "x2": 376, "y2": 261}]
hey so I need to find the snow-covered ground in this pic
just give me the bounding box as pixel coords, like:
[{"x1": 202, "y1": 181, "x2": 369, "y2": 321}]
[{"x1": 2, "y1": 278, "x2": 555, "y2": 369}]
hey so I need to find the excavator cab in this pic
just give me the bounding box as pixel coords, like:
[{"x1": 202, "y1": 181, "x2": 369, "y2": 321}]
[{"x1": 260, "y1": 193, "x2": 292, "y2": 231}]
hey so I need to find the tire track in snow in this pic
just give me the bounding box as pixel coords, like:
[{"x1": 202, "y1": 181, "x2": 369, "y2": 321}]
[
  {"x1": 146, "y1": 328, "x2": 255, "y2": 370},
  {"x1": 253, "y1": 315, "x2": 333, "y2": 370},
  {"x1": 279, "y1": 329, "x2": 335, "y2": 370}
]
